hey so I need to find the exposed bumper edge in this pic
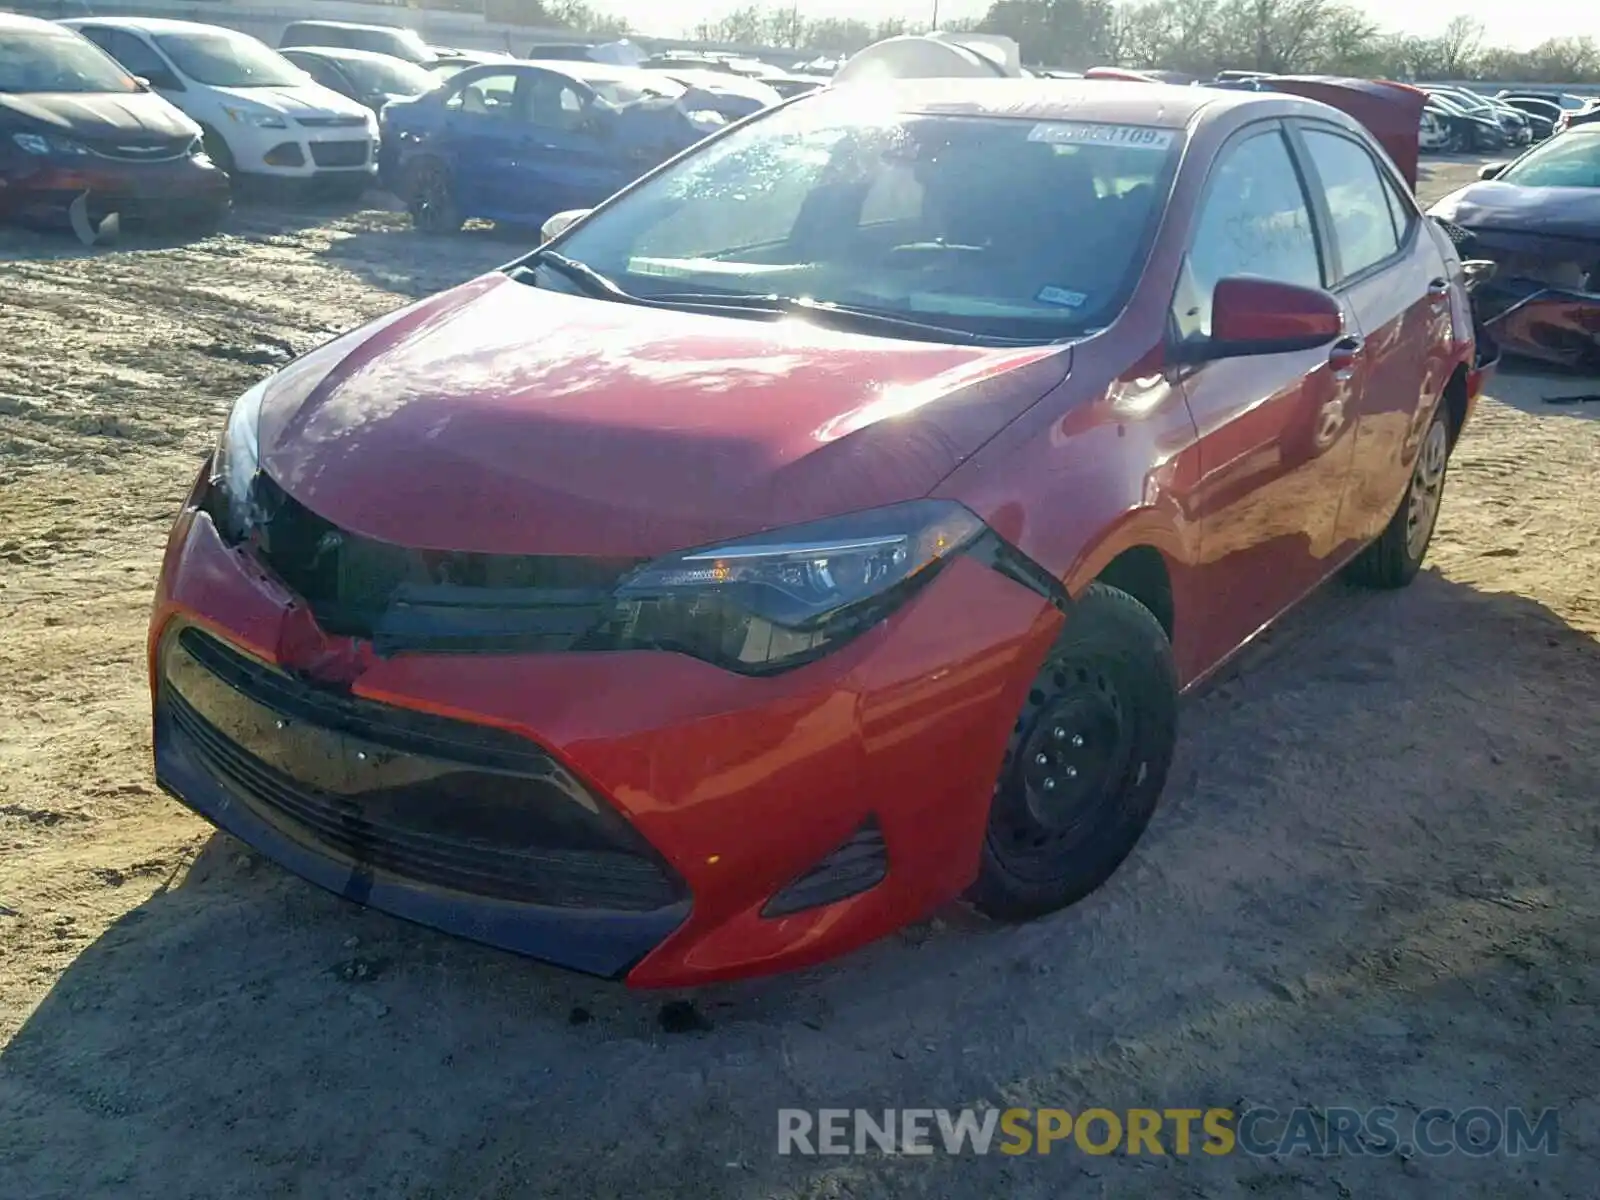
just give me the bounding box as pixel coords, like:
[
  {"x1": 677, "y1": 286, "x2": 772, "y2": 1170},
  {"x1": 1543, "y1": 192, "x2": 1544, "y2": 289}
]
[{"x1": 154, "y1": 703, "x2": 689, "y2": 980}]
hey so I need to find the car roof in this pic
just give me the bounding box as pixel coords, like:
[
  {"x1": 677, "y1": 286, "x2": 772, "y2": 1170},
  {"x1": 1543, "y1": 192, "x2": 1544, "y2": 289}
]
[
  {"x1": 1, "y1": 11, "x2": 72, "y2": 33},
  {"x1": 519, "y1": 60, "x2": 663, "y2": 85},
  {"x1": 284, "y1": 19, "x2": 414, "y2": 33},
  {"x1": 821, "y1": 78, "x2": 1238, "y2": 128},
  {"x1": 282, "y1": 45, "x2": 423, "y2": 67},
  {"x1": 60, "y1": 16, "x2": 245, "y2": 36}
]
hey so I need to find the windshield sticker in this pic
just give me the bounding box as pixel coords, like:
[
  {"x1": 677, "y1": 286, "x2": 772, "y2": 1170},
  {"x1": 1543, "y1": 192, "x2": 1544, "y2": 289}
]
[
  {"x1": 1036, "y1": 286, "x2": 1088, "y2": 308},
  {"x1": 1027, "y1": 122, "x2": 1176, "y2": 149}
]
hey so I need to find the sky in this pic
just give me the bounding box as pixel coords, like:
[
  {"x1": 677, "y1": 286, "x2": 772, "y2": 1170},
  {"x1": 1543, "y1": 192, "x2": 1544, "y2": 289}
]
[{"x1": 602, "y1": 0, "x2": 1565, "y2": 52}]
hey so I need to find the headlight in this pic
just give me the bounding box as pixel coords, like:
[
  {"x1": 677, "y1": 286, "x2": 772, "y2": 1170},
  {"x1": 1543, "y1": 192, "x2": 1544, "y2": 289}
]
[
  {"x1": 595, "y1": 500, "x2": 985, "y2": 672},
  {"x1": 204, "y1": 379, "x2": 268, "y2": 542},
  {"x1": 223, "y1": 106, "x2": 287, "y2": 129},
  {"x1": 12, "y1": 131, "x2": 89, "y2": 157}
]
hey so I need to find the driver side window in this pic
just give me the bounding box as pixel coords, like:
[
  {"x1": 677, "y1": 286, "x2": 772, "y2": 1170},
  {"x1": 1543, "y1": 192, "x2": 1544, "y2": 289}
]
[
  {"x1": 445, "y1": 71, "x2": 519, "y2": 118},
  {"x1": 1173, "y1": 127, "x2": 1323, "y2": 341},
  {"x1": 525, "y1": 74, "x2": 588, "y2": 132}
]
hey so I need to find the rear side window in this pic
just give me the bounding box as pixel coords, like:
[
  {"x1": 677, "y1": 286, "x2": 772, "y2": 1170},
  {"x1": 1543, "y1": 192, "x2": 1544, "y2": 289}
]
[
  {"x1": 1173, "y1": 127, "x2": 1322, "y2": 340},
  {"x1": 1300, "y1": 129, "x2": 1402, "y2": 281}
]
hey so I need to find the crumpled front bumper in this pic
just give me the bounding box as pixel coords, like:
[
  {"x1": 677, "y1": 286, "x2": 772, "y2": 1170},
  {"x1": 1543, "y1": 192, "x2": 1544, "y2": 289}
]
[
  {"x1": 1451, "y1": 225, "x2": 1600, "y2": 370},
  {"x1": 148, "y1": 493, "x2": 1063, "y2": 986}
]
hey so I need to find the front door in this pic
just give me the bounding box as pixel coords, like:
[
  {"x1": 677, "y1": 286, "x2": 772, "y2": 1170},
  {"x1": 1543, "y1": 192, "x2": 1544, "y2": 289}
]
[
  {"x1": 1172, "y1": 122, "x2": 1364, "y2": 667},
  {"x1": 441, "y1": 70, "x2": 525, "y2": 215}
]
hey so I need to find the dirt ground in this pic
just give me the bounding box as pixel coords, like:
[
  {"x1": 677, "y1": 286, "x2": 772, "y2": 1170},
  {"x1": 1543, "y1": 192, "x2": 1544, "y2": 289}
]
[{"x1": 1, "y1": 158, "x2": 1597, "y2": 1200}]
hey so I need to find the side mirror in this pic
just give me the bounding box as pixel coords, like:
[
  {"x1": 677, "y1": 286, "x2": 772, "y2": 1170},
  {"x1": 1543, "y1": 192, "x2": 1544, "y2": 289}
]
[
  {"x1": 1176, "y1": 277, "x2": 1343, "y2": 363},
  {"x1": 132, "y1": 75, "x2": 151, "y2": 90},
  {"x1": 1478, "y1": 161, "x2": 1508, "y2": 180},
  {"x1": 540, "y1": 208, "x2": 592, "y2": 241}
]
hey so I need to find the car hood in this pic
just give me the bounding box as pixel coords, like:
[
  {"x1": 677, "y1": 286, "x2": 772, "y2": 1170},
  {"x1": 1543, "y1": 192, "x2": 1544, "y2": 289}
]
[
  {"x1": 1432, "y1": 181, "x2": 1600, "y2": 238},
  {"x1": 210, "y1": 83, "x2": 368, "y2": 121},
  {"x1": 0, "y1": 89, "x2": 198, "y2": 139},
  {"x1": 256, "y1": 274, "x2": 1070, "y2": 557}
]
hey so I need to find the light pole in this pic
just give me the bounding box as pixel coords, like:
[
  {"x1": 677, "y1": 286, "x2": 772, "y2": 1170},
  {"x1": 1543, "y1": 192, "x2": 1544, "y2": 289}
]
[{"x1": 931, "y1": 0, "x2": 940, "y2": 29}]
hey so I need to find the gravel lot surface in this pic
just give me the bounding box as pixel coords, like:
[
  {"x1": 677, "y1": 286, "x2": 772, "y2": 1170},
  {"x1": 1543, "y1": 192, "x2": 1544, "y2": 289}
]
[{"x1": 1, "y1": 157, "x2": 1596, "y2": 1199}]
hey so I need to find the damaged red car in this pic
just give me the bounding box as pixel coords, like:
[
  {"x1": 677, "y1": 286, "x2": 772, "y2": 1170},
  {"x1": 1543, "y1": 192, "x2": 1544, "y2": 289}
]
[
  {"x1": 150, "y1": 77, "x2": 1485, "y2": 987},
  {"x1": 1429, "y1": 123, "x2": 1600, "y2": 370}
]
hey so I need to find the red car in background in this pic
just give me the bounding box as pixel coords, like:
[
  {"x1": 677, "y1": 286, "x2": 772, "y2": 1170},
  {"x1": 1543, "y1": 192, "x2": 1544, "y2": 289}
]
[
  {"x1": 149, "y1": 77, "x2": 1484, "y2": 986},
  {"x1": 0, "y1": 13, "x2": 228, "y2": 232}
]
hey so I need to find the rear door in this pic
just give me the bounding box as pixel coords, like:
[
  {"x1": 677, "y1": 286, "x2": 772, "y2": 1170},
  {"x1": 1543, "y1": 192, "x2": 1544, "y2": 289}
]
[
  {"x1": 1290, "y1": 121, "x2": 1451, "y2": 553},
  {"x1": 1172, "y1": 121, "x2": 1366, "y2": 665}
]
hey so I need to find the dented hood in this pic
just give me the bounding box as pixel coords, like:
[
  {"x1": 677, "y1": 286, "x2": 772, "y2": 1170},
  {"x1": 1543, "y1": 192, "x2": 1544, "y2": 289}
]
[
  {"x1": 1430, "y1": 180, "x2": 1600, "y2": 239},
  {"x1": 256, "y1": 274, "x2": 1069, "y2": 558}
]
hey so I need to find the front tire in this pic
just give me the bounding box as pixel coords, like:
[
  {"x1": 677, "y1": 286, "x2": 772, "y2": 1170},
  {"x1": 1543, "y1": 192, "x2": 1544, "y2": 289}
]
[
  {"x1": 967, "y1": 583, "x2": 1178, "y2": 921},
  {"x1": 1344, "y1": 404, "x2": 1451, "y2": 590}
]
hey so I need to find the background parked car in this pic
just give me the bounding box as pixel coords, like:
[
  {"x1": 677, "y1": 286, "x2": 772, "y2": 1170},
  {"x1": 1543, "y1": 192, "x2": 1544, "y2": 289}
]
[
  {"x1": 1497, "y1": 93, "x2": 1564, "y2": 133},
  {"x1": 1419, "y1": 105, "x2": 1451, "y2": 152},
  {"x1": 1556, "y1": 99, "x2": 1600, "y2": 134},
  {"x1": 378, "y1": 61, "x2": 723, "y2": 233},
  {"x1": 524, "y1": 43, "x2": 599, "y2": 62},
  {"x1": 280, "y1": 46, "x2": 438, "y2": 116},
  {"x1": 278, "y1": 20, "x2": 432, "y2": 67},
  {"x1": 1, "y1": 12, "x2": 228, "y2": 230},
  {"x1": 1424, "y1": 91, "x2": 1509, "y2": 152},
  {"x1": 1430, "y1": 124, "x2": 1600, "y2": 370},
  {"x1": 64, "y1": 18, "x2": 378, "y2": 195},
  {"x1": 639, "y1": 66, "x2": 781, "y2": 119},
  {"x1": 1430, "y1": 86, "x2": 1529, "y2": 145},
  {"x1": 1497, "y1": 88, "x2": 1589, "y2": 112}
]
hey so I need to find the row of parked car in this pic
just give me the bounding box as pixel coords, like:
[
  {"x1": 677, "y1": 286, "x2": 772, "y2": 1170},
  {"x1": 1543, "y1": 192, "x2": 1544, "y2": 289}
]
[
  {"x1": 0, "y1": 12, "x2": 824, "y2": 237},
  {"x1": 1418, "y1": 86, "x2": 1600, "y2": 154}
]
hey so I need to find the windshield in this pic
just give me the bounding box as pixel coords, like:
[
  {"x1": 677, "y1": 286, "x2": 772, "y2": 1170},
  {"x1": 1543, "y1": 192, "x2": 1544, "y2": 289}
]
[
  {"x1": 0, "y1": 30, "x2": 139, "y2": 94},
  {"x1": 549, "y1": 101, "x2": 1178, "y2": 343},
  {"x1": 1442, "y1": 90, "x2": 1491, "y2": 112},
  {"x1": 339, "y1": 54, "x2": 434, "y2": 96},
  {"x1": 155, "y1": 31, "x2": 305, "y2": 88},
  {"x1": 357, "y1": 29, "x2": 430, "y2": 64},
  {"x1": 1500, "y1": 133, "x2": 1600, "y2": 188}
]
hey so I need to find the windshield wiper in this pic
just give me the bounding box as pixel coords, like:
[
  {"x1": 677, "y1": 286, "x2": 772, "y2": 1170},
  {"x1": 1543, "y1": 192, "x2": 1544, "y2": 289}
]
[
  {"x1": 525, "y1": 249, "x2": 636, "y2": 302},
  {"x1": 640, "y1": 292, "x2": 1049, "y2": 346}
]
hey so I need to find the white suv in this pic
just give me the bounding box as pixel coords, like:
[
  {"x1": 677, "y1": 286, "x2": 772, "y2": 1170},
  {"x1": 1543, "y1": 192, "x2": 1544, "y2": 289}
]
[{"x1": 61, "y1": 17, "x2": 378, "y2": 192}]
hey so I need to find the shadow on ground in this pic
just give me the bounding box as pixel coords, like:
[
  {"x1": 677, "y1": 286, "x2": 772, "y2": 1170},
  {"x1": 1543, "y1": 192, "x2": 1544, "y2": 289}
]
[
  {"x1": 1489, "y1": 358, "x2": 1600, "y2": 422},
  {"x1": 2, "y1": 572, "x2": 1597, "y2": 1200}
]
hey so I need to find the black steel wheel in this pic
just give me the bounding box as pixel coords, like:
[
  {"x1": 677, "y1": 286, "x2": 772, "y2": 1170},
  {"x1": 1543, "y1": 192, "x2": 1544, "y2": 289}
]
[
  {"x1": 968, "y1": 582, "x2": 1178, "y2": 921},
  {"x1": 404, "y1": 157, "x2": 462, "y2": 234}
]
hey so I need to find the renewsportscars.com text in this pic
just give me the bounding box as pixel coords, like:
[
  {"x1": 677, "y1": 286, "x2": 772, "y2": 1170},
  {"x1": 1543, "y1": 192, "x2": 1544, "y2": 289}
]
[{"x1": 777, "y1": 1106, "x2": 1560, "y2": 1158}]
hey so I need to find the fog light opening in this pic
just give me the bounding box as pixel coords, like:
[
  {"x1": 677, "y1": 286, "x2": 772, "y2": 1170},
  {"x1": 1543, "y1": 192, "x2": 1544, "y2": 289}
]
[{"x1": 761, "y1": 816, "x2": 887, "y2": 918}]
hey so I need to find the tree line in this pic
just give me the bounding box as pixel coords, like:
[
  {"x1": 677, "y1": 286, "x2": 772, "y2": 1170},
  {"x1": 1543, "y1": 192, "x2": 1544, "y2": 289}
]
[{"x1": 521, "y1": 0, "x2": 1600, "y2": 83}]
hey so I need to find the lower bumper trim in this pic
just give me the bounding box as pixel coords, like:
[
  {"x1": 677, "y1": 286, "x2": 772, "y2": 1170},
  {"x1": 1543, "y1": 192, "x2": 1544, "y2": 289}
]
[{"x1": 154, "y1": 703, "x2": 689, "y2": 979}]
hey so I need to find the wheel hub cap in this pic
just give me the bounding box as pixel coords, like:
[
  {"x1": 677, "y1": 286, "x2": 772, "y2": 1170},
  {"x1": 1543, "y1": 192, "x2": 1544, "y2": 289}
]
[
  {"x1": 1405, "y1": 419, "x2": 1449, "y2": 559},
  {"x1": 1018, "y1": 685, "x2": 1127, "y2": 835}
]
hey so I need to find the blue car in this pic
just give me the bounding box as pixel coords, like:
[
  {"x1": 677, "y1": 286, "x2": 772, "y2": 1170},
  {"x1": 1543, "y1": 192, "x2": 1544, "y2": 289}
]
[{"x1": 379, "y1": 61, "x2": 725, "y2": 232}]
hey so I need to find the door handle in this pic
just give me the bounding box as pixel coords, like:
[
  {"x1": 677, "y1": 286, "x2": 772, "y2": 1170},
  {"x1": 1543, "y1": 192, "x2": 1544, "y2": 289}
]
[
  {"x1": 1328, "y1": 336, "x2": 1363, "y2": 376},
  {"x1": 1427, "y1": 276, "x2": 1451, "y2": 295}
]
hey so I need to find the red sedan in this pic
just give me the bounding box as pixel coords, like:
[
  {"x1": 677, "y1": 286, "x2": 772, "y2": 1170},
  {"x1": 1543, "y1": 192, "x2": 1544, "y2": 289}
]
[{"x1": 149, "y1": 78, "x2": 1485, "y2": 986}]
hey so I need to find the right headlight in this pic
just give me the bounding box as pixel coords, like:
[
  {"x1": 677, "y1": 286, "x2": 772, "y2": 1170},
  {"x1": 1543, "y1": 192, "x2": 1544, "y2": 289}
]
[
  {"x1": 593, "y1": 500, "x2": 986, "y2": 673},
  {"x1": 203, "y1": 379, "x2": 268, "y2": 542}
]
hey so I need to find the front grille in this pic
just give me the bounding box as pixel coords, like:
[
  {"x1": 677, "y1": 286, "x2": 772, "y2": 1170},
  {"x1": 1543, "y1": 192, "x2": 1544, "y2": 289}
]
[
  {"x1": 227, "y1": 473, "x2": 640, "y2": 654},
  {"x1": 82, "y1": 135, "x2": 191, "y2": 162},
  {"x1": 308, "y1": 140, "x2": 370, "y2": 167},
  {"x1": 161, "y1": 625, "x2": 686, "y2": 911},
  {"x1": 296, "y1": 115, "x2": 369, "y2": 128}
]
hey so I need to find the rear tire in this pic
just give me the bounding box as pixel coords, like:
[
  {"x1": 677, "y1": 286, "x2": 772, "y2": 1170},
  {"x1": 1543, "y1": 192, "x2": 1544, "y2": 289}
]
[
  {"x1": 404, "y1": 157, "x2": 462, "y2": 234},
  {"x1": 967, "y1": 582, "x2": 1178, "y2": 921},
  {"x1": 1343, "y1": 404, "x2": 1451, "y2": 590}
]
